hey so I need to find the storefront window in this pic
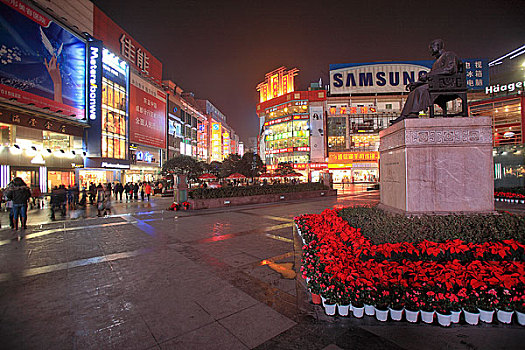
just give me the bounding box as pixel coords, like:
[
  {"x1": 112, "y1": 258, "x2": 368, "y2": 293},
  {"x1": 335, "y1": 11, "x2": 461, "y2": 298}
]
[
  {"x1": 43, "y1": 131, "x2": 71, "y2": 150},
  {"x1": 0, "y1": 123, "x2": 12, "y2": 146},
  {"x1": 471, "y1": 98, "x2": 522, "y2": 146},
  {"x1": 48, "y1": 171, "x2": 75, "y2": 189},
  {"x1": 102, "y1": 77, "x2": 127, "y2": 159}
]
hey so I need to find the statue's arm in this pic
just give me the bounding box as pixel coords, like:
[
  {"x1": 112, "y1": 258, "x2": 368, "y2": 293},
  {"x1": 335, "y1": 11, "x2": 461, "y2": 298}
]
[{"x1": 428, "y1": 52, "x2": 458, "y2": 76}]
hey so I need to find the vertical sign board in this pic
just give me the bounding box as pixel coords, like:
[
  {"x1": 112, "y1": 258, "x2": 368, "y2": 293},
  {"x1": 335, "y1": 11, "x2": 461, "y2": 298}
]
[
  {"x1": 309, "y1": 106, "x2": 325, "y2": 161},
  {"x1": 86, "y1": 39, "x2": 103, "y2": 156},
  {"x1": 0, "y1": 0, "x2": 86, "y2": 117},
  {"x1": 211, "y1": 122, "x2": 222, "y2": 161},
  {"x1": 129, "y1": 72, "x2": 166, "y2": 149}
]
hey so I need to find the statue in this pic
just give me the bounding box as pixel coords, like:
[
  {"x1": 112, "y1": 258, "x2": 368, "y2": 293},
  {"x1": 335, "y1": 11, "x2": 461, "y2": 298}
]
[{"x1": 391, "y1": 39, "x2": 461, "y2": 124}]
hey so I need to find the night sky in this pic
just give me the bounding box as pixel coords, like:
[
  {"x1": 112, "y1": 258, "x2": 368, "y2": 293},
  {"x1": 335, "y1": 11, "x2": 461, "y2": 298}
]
[{"x1": 92, "y1": 0, "x2": 525, "y2": 142}]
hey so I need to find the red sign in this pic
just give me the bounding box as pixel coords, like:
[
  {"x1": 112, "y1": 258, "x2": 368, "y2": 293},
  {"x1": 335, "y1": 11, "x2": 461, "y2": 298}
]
[
  {"x1": 129, "y1": 73, "x2": 166, "y2": 148},
  {"x1": 93, "y1": 6, "x2": 162, "y2": 83}
]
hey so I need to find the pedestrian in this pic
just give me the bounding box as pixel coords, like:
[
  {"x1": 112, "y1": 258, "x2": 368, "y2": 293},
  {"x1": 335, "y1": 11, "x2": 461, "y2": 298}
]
[
  {"x1": 96, "y1": 185, "x2": 106, "y2": 217},
  {"x1": 140, "y1": 182, "x2": 145, "y2": 201},
  {"x1": 30, "y1": 186, "x2": 42, "y2": 209},
  {"x1": 89, "y1": 182, "x2": 96, "y2": 204},
  {"x1": 133, "y1": 182, "x2": 139, "y2": 200},
  {"x1": 5, "y1": 177, "x2": 31, "y2": 235},
  {"x1": 124, "y1": 182, "x2": 131, "y2": 202},
  {"x1": 144, "y1": 182, "x2": 152, "y2": 201},
  {"x1": 3, "y1": 183, "x2": 14, "y2": 228}
]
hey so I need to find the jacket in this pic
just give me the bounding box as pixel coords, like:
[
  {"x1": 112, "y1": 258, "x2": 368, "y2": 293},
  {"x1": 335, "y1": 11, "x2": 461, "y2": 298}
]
[{"x1": 6, "y1": 185, "x2": 31, "y2": 205}]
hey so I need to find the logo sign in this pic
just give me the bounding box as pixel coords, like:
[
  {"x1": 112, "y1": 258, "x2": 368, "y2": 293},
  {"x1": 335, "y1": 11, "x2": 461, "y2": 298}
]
[
  {"x1": 136, "y1": 151, "x2": 154, "y2": 162},
  {"x1": 88, "y1": 40, "x2": 103, "y2": 121},
  {"x1": 330, "y1": 59, "x2": 488, "y2": 94},
  {"x1": 485, "y1": 80, "x2": 524, "y2": 94},
  {"x1": 328, "y1": 152, "x2": 379, "y2": 163}
]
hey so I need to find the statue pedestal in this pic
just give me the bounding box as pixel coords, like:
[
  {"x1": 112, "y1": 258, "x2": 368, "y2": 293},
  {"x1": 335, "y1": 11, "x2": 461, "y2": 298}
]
[{"x1": 378, "y1": 116, "x2": 494, "y2": 215}]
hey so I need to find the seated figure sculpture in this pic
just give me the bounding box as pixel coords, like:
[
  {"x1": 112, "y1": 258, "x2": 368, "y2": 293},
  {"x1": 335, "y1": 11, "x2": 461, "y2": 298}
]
[{"x1": 391, "y1": 39, "x2": 461, "y2": 124}]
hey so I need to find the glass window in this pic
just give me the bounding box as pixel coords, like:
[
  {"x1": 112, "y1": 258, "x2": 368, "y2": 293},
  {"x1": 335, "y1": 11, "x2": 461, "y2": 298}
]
[{"x1": 101, "y1": 77, "x2": 127, "y2": 159}]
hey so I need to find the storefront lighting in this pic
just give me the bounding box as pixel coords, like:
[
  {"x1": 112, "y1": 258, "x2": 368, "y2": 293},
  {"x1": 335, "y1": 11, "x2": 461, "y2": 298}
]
[
  {"x1": 71, "y1": 150, "x2": 76, "y2": 155},
  {"x1": 10, "y1": 145, "x2": 22, "y2": 155}
]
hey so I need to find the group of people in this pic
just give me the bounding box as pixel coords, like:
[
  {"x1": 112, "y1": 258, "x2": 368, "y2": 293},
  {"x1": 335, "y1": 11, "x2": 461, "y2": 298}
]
[{"x1": 0, "y1": 180, "x2": 157, "y2": 233}]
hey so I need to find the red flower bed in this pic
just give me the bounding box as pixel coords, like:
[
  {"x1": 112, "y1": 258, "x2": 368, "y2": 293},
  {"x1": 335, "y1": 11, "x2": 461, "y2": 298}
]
[
  {"x1": 297, "y1": 208, "x2": 525, "y2": 314},
  {"x1": 495, "y1": 192, "x2": 525, "y2": 200}
]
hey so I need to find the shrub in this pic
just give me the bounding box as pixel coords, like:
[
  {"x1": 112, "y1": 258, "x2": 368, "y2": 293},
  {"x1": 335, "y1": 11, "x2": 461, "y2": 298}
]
[
  {"x1": 338, "y1": 206, "x2": 525, "y2": 244},
  {"x1": 189, "y1": 182, "x2": 330, "y2": 199}
]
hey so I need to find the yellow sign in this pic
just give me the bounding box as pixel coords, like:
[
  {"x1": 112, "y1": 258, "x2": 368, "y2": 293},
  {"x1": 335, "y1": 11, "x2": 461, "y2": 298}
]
[
  {"x1": 256, "y1": 67, "x2": 299, "y2": 103},
  {"x1": 328, "y1": 152, "x2": 379, "y2": 163}
]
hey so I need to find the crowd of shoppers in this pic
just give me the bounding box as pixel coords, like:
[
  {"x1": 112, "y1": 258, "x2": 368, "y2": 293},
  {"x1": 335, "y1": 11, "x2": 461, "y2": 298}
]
[{"x1": 1, "y1": 180, "x2": 157, "y2": 235}]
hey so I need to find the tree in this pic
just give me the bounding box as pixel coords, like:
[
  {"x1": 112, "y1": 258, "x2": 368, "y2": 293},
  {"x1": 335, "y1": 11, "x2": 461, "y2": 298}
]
[
  {"x1": 162, "y1": 155, "x2": 203, "y2": 181},
  {"x1": 238, "y1": 152, "x2": 264, "y2": 178},
  {"x1": 275, "y1": 162, "x2": 295, "y2": 175},
  {"x1": 203, "y1": 161, "x2": 222, "y2": 177},
  {"x1": 220, "y1": 154, "x2": 242, "y2": 178}
]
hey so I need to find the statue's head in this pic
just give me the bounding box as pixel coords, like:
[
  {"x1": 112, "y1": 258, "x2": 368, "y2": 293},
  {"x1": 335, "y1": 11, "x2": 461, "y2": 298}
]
[{"x1": 429, "y1": 39, "x2": 444, "y2": 57}]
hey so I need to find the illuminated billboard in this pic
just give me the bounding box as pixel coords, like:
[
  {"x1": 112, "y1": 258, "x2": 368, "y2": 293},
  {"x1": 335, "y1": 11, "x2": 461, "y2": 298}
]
[
  {"x1": 211, "y1": 122, "x2": 222, "y2": 161},
  {"x1": 256, "y1": 67, "x2": 298, "y2": 103},
  {"x1": 0, "y1": 0, "x2": 86, "y2": 117}
]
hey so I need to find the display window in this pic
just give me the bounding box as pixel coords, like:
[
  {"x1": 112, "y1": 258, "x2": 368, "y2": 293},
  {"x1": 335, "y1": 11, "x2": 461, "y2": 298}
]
[
  {"x1": 101, "y1": 77, "x2": 127, "y2": 159},
  {"x1": 471, "y1": 98, "x2": 522, "y2": 146},
  {"x1": 79, "y1": 170, "x2": 114, "y2": 189},
  {"x1": 13, "y1": 170, "x2": 35, "y2": 187},
  {"x1": 48, "y1": 171, "x2": 74, "y2": 189}
]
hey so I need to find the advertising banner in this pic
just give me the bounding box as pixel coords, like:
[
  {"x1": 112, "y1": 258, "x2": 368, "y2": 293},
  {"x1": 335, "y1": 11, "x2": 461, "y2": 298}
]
[
  {"x1": 93, "y1": 6, "x2": 162, "y2": 83},
  {"x1": 0, "y1": 0, "x2": 86, "y2": 117},
  {"x1": 309, "y1": 105, "x2": 325, "y2": 161},
  {"x1": 86, "y1": 39, "x2": 103, "y2": 156},
  {"x1": 330, "y1": 59, "x2": 488, "y2": 94},
  {"x1": 129, "y1": 72, "x2": 166, "y2": 148},
  {"x1": 328, "y1": 151, "x2": 379, "y2": 163}
]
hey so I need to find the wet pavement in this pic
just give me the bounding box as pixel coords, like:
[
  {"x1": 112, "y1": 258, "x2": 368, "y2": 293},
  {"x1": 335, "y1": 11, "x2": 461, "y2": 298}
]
[{"x1": 0, "y1": 190, "x2": 523, "y2": 349}]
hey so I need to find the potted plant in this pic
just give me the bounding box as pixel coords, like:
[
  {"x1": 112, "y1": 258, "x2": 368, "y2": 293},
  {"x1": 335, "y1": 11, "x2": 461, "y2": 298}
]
[
  {"x1": 388, "y1": 286, "x2": 405, "y2": 321},
  {"x1": 373, "y1": 287, "x2": 390, "y2": 322},
  {"x1": 306, "y1": 279, "x2": 322, "y2": 305},
  {"x1": 496, "y1": 288, "x2": 514, "y2": 324},
  {"x1": 477, "y1": 287, "x2": 497, "y2": 323},
  {"x1": 514, "y1": 299, "x2": 525, "y2": 326},
  {"x1": 461, "y1": 292, "x2": 480, "y2": 326},
  {"x1": 420, "y1": 290, "x2": 436, "y2": 324},
  {"x1": 351, "y1": 289, "x2": 365, "y2": 318},
  {"x1": 363, "y1": 287, "x2": 376, "y2": 316},
  {"x1": 404, "y1": 289, "x2": 421, "y2": 323},
  {"x1": 434, "y1": 292, "x2": 453, "y2": 327},
  {"x1": 336, "y1": 287, "x2": 352, "y2": 317},
  {"x1": 321, "y1": 286, "x2": 337, "y2": 316},
  {"x1": 182, "y1": 201, "x2": 190, "y2": 210}
]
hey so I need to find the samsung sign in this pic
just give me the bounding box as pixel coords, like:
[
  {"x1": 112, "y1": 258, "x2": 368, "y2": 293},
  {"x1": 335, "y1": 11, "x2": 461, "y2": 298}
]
[{"x1": 330, "y1": 61, "x2": 432, "y2": 94}]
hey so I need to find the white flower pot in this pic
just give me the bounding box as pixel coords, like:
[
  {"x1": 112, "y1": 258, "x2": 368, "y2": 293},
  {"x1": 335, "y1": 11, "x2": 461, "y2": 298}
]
[
  {"x1": 364, "y1": 304, "x2": 375, "y2": 316},
  {"x1": 375, "y1": 308, "x2": 389, "y2": 322},
  {"x1": 324, "y1": 303, "x2": 337, "y2": 316},
  {"x1": 421, "y1": 310, "x2": 434, "y2": 324},
  {"x1": 321, "y1": 296, "x2": 327, "y2": 306},
  {"x1": 521, "y1": 200, "x2": 525, "y2": 204},
  {"x1": 517, "y1": 311, "x2": 525, "y2": 326},
  {"x1": 450, "y1": 310, "x2": 461, "y2": 323},
  {"x1": 497, "y1": 309, "x2": 513, "y2": 324},
  {"x1": 405, "y1": 309, "x2": 419, "y2": 323},
  {"x1": 436, "y1": 312, "x2": 451, "y2": 327},
  {"x1": 478, "y1": 308, "x2": 494, "y2": 323},
  {"x1": 463, "y1": 309, "x2": 480, "y2": 325},
  {"x1": 352, "y1": 306, "x2": 364, "y2": 318},
  {"x1": 338, "y1": 304, "x2": 351, "y2": 316},
  {"x1": 389, "y1": 308, "x2": 404, "y2": 321}
]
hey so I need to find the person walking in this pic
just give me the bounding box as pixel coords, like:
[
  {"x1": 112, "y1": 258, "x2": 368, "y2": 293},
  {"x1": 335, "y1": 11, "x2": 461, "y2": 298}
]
[
  {"x1": 5, "y1": 177, "x2": 31, "y2": 235},
  {"x1": 140, "y1": 182, "x2": 145, "y2": 201},
  {"x1": 96, "y1": 185, "x2": 106, "y2": 217},
  {"x1": 89, "y1": 182, "x2": 96, "y2": 205},
  {"x1": 124, "y1": 182, "x2": 131, "y2": 202},
  {"x1": 133, "y1": 182, "x2": 139, "y2": 201},
  {"x1": 144, "y1": 182, "x2": 152, "y2": 201}
]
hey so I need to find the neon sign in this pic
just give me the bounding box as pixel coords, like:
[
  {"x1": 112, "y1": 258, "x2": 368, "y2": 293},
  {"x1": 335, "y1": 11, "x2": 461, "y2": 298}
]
[
  {"x1": 136, "y1": 151, "x2": 154, "y2": 162},
  {"x1": 256, "y1": 67, "x2": 299, "y2": 103},
  {"x1": 88, "y1": 43, "x2": 102, "y2": 121}
]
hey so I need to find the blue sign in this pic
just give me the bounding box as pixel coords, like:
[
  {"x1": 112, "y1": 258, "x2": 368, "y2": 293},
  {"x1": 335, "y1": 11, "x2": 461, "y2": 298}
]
[
  {"x1": 463, "y1": 59, "x2": 489, "y2": 90},
  {"x1": 86, "y1": 39, "x2": 103, "y2": 156},
  {"x1": 136, "y1": 151, "x2": 153, "y2": 163},
  {"x1": 0, "y1": 1, "x2": 86, "y2": 116}
]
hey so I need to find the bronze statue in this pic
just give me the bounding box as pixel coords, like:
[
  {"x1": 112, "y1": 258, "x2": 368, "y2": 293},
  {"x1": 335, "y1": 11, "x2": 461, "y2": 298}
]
[{"x1": 391, "y1": 39, "x2": 460, "y2": 124}]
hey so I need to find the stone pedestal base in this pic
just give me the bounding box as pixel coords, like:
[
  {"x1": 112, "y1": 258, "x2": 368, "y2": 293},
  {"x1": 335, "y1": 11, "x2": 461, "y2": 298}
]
[{"x1": 379, "y1": 117, "x2": 494, "y2": 215}]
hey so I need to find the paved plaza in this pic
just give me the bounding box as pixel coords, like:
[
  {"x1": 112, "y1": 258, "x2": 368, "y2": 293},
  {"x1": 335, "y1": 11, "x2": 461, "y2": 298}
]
[{"x1": 0, "y1": 188, "x2": 524, "y2": 349}]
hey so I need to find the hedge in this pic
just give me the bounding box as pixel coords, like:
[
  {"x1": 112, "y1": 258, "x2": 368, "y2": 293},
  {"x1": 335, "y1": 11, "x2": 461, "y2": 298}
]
[
  {"x1": 189, "y1": 182, "x2": 330, "y2": 199},
  {"x1": 338, "y1": 206, "x2": 525, "y2": 245}
]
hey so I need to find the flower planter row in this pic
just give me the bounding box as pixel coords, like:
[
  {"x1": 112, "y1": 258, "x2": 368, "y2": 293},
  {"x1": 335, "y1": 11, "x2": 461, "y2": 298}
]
[
  {"x1": 309, "y1": 292, "x2": 525, "y2": 326},
  {"x1": 295, "y1": 211, "x2": 525, "y2": 327},
  {"x1": 495, "y1": 198, "x2": 525, "y2": 204},
  {"x1": 494, "y1": 192, "x2": 525, "y2": 201}
]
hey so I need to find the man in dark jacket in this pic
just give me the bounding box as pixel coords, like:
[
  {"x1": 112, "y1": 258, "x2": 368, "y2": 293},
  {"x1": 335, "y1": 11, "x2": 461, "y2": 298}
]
[
  {"x1": 6, "y1": 177, "x2": 31, "y2": 232},
  {"x1": 124, "y1": 183, "x2": 131, "y2": 202}
]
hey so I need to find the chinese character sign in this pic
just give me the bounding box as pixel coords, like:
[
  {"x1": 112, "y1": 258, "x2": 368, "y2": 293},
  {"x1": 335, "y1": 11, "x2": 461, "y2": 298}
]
[
  {"x1": 463, "y1": 59, "x2": 488, "y2": 90},
  {"x1": 129, "y1": 72, "x2": 166, "y2": 148},
  {"x1": 0, "y1": 0, "x2": 86, "y2": 118},
  {"x1": 94, "y1": 6, "x2": 162, "y2": 82},
  {"x1": 328, "y1": 152, "x2": 379, "y2": 163}
]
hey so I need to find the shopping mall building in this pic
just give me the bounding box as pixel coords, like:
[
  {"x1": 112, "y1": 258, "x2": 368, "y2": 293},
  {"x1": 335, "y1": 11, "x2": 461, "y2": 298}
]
[
  {"x1": 256, "y1": 67, "x2": 328, "y2": 181},
  {"x1": 469, "y1": 45, "x2": 525, "y2": 188},
  {"x1": 326, "y1": 58, "x2": 489, "y2": 183}
]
